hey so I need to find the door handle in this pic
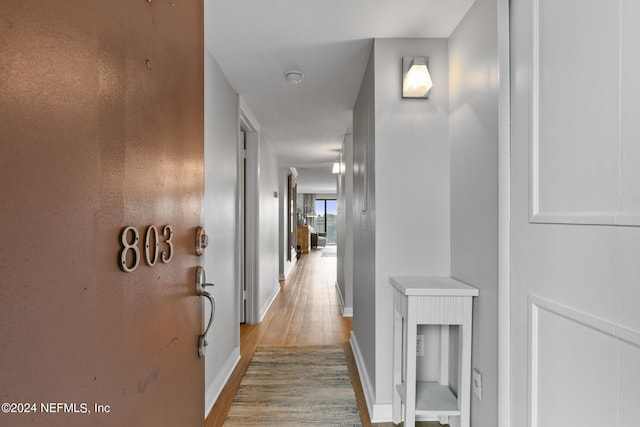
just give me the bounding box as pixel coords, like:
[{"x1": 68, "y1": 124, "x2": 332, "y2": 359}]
[{"x1": 195, "y1": 266, "x2": 216, "y2": 358}]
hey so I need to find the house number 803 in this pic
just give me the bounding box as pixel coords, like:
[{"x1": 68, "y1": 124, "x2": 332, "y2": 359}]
[{"x1": 119, "y1": 225, "x2": 174, "y2": 272}]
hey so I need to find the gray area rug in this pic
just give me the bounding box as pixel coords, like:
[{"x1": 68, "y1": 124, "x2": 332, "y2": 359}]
[{"x1": 224, "y1": 345, "x2": 361, "y2": 426}]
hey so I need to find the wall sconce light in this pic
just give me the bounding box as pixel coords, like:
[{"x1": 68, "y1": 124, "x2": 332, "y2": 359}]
[
  {"x1": 402, "y1": 56, "x2": 433, "y2": 99},
  {"x1": 331, "y1": 162, "x2": 340, "y2": 174}
]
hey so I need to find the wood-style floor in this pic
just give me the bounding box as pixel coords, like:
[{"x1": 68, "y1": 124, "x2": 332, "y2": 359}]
[{"x1": 205, "y1": 247, "x2": 440, "y2": 427}]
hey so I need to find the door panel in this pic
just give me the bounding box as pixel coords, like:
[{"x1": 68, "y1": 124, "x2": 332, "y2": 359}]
[
  {"x1": 511, "y1": 0, "x2": 640, "y2": 426},
  {"x1": 0, "y1": 1, "x2": 204, "y2": 426}
]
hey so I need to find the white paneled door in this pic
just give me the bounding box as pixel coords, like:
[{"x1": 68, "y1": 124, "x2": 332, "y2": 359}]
[{"x1": 510, "y1": 0, "x2": 640, "y2": 426}]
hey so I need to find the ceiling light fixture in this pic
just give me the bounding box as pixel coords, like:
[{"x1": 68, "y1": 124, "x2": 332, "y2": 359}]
[
  {"x1": 402, "y1": 56, "x2": 433, "y2": 99},
  {"x1": 284, "y1": 70, "x2": 304, "y2": 84}
]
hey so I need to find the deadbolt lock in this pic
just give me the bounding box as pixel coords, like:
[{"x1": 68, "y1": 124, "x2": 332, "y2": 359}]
[{"x1": 195, "y1": 226, "x2": 208, "y2": 256}]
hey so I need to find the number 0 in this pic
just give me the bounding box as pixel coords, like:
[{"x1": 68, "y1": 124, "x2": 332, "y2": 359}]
[{"x1": 144, "y1": 225, "x2": 159, "y2": 266}]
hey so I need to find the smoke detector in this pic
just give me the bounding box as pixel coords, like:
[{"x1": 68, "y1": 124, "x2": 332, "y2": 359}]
[{"x1": 284, "y1": 70, "x2": 304, "y2": 84}]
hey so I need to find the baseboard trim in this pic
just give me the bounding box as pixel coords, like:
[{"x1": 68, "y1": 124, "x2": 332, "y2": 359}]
[
  {"x1": 205, "y1": 346, "x2": 240, "y2": 417},
  {"x1": 350, "y1": 332, "x2": 388, "y2": 422},
  {"x1": 259, "y1": 283, "x2": 280, "y2": 322},
  {"x1": 335, "y1": 282, "x2": 353, "y2": 317},
  {"x1": 280, "y1": 256, "x2": 298, "y2": 281}
]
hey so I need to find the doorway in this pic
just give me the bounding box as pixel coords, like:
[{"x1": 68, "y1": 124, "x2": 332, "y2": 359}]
[
  {"x1": 239, "y1": 128, "x2": 247, "y2": 323},
  {"x1": 239, "y1": 101, "x2": 260, "y2": 325},
  {"x1": 314, "y1": 198, "x2": 337, "y2": 245}
]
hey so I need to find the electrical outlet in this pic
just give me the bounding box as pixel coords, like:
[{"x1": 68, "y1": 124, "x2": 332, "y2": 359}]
[
  {"x1": 472, "y1": 368, "x2": 483, "y2": 400},
  {"x1": 416, "y1": 334, "x2": 425, "y2": 356}
]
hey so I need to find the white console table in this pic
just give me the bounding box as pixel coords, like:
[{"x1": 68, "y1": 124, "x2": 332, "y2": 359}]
[{"x1": 390, "y1": 276, "x2": 478, "y2": 427}]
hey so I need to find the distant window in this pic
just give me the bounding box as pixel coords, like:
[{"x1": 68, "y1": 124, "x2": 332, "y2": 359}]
[{"x1": 314, "y1": 199, "x2": 337, "y2": 244}]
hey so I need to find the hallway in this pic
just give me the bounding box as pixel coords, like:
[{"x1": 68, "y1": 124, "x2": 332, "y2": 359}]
[
  {"x1": 205, "y1": 247, "x2": 351, "y2": 426},
  {"x1": 205, "y1": 248, "x2": 440, "y2": 427}
]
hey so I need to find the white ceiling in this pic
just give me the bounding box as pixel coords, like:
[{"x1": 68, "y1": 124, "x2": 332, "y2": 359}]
[
  {"x1": 295, "y1": 165, "x2": 339, "y2": 195},
  {"x1": 205, "y1": 0, "x2": 475, "y2": 192}
]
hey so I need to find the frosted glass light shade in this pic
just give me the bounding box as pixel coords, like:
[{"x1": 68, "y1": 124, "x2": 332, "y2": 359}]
[{"x1": 402, "y1": 56, "x2": 433, "y2": 98}]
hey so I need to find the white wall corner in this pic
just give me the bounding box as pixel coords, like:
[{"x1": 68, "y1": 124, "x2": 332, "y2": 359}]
[
  {"x1": 369, "y1": 403, "x2": 393, "y2": 424},
  {"x1": 204, "y1": 346, "x2": 240, "y2": 417},
  {"x1": 239, "y1": 95, "x2": 260, "y2": 132}
]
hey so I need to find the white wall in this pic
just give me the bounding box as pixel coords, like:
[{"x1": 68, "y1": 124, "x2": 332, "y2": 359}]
[
  {"x1": 510, "y1": 0, "x2": 640, "y2": 426},
  {"x1": 203, "y1": 47, "x2": 282, "y2": 411},
  {"x1": 257, "y1": 138, "x2": 281, "y2": 320},
  {"x1": 351, "y1": 38, "x2": 451, "y2": 421},
  {"x1": 374, "y1": 36, "x2": 451, "y2": 407},
  {"x1": 449, "y1": 0, "x2": 499, "y2": 425},
  {"x1": 351, "y1": 43, "x2": 377, "y2": 409},
  {"x1": 337, "y1": 134, "x2": 354, "y2": 316},
  {"x1": 203, "y1": 47, "x2": 240, "y2": 415}
]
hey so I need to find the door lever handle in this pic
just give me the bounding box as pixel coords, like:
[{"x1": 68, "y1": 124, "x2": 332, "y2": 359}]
[
  {"x1": 198, "y1": 290, "x2": 215, "y2": 358},
  {"x1": 195, "y1": 266, "x2": 216, "y2": 358}
]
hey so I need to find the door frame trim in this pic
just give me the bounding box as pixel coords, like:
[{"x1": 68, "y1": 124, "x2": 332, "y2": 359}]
[
  {"x1": 497, "y1": 0, "x2": 511, "y2": 426},
  {"x1": 239, "y1": 96, "x2": 261, "y2": 325}
]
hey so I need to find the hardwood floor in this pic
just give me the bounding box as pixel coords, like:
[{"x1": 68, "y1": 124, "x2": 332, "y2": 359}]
[{"x1": 205, "y1": 247, "x2": 440, "y2": 427}]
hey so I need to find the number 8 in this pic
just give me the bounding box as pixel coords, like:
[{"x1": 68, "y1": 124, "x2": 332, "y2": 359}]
[{"x1": 119, "y1": 226, "x2": 140, "y2": 272}]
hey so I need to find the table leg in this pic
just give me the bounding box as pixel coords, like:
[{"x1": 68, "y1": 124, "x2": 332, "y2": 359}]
[
  {"x1": 404, "y1": 298, "x2": 417, "y2": 427},
  {"x1": 439, "y1": 325, "x2": 450, "y2": 425},
  {"x1": 392, "y1": 304, "x2": 402, "y2": 424},
  {"x1": 459, "y1": 300, "x2": 473, "y2": 427}
]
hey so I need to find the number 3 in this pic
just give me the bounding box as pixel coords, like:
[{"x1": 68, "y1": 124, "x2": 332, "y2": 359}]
[{"x1": 161, "y1": 225, "x2": 174, "y2": 263}]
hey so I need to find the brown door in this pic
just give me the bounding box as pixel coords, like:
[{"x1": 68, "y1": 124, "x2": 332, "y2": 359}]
[{"x1": 0, "y1": 1, "x2": 204, "y2": 426}]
